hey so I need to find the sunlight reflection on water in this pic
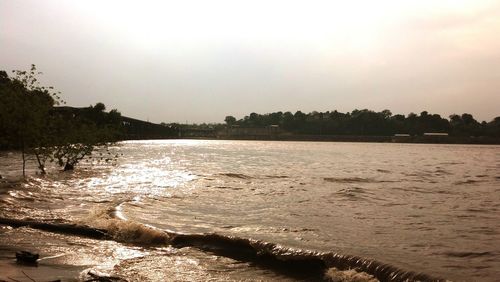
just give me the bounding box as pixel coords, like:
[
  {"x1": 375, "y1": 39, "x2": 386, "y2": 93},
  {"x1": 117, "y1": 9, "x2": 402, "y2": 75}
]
[{"x1": 1, "y1": 140, "x2": 499, "y2": 281}]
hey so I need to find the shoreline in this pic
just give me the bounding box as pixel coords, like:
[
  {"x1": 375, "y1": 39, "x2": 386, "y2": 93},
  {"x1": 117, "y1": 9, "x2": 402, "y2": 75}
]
[
  {"x1": 0, "y1": 217, "x2": 443, "y2": 282},
  {"x1": 133, "y1": 135, "x2": 500, "y2": 145},
  {"x1": 0, "y1": 225, "x2": 121, "y2": 282},
  {"x1": 2, "y1": 135, "x2": 499, "y2": 153}
]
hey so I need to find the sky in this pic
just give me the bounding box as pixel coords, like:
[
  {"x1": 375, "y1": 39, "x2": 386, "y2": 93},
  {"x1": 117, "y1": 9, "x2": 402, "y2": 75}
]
[{"x1": 1, "y1": 0, "x2": 500, "y2": 123}]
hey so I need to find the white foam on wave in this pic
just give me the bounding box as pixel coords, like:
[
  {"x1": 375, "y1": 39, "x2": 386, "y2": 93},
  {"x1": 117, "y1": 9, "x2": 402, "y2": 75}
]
[
  {"x1": 114, "y1": 202, "x2": 128, "y2": 221},
  {"x1": 81, "y1": 207, "x2": 171, "y2": 245},
  {"x1": 325, "y1": 267, "x2": 378, "y2": 282}
]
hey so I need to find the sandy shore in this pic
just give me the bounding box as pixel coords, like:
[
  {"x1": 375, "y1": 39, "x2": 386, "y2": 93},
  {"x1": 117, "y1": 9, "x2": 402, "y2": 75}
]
[
  {"x1": 0, "y1": 225, "x2": 317, "y2": 281},
  {"x1": 0, "y1": 225, "x2": 129, "y2": 282}
]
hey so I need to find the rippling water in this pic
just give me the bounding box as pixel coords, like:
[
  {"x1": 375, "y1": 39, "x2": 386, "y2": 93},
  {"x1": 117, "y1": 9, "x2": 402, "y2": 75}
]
[{"x1": 1, "y1": 140, "x2": 499, "y2": 281}]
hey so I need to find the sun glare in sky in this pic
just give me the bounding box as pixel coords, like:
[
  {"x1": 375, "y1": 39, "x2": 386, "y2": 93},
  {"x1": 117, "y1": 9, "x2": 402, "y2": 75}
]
[
  {"x1": 70, "y1": 0, "x2": 489, "y2": 50},
  {"x1": 1, "y1": 0, "x2": 499, "y2": 122}
]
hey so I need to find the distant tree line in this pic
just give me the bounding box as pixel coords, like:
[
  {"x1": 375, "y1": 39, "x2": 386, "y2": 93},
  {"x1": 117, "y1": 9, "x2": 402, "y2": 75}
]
[{"x1": 224, "y1": 109, "x2": 500, "y2": 137}]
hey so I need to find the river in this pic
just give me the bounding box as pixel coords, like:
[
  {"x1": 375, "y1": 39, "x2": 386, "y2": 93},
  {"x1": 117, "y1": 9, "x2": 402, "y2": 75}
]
[{"x1": 1, "y1": 140, "x2": 499, "y2": 281}]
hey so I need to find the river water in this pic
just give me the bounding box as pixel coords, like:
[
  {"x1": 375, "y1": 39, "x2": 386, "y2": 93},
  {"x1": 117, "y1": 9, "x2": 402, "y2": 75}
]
[{"x1": 0, "y1": 140, "x2": 499, "y2": 281}]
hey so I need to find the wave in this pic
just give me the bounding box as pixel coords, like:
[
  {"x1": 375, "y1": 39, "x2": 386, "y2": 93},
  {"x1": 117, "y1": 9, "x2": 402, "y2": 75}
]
[
  {"x1": 434, "y1": 169, "x2": 452, "y2": 175},
  {"x1": 323, "y1": 177, "x2": 395, "y2": 184},
  {"x1": 265, "y1": 175, "x2": 289, "y2": 179},
  {"x1": 0, "y1": 214, "x2": 170, "y2": 246},
  {"x1": 213, "y1": 186, "x2": 244, "y2": 191},
  {"x1": 334, "y1": 187, "x2": 373, "y2": 201},
  {"x1": 0, "y1": 216, "x2": 446, "y2": 282},
  {"x1": 326, "y1": 268, "x2": 378, "y2": 282},
  {"x1": 453, "y1": 179, "x2": 483, "y2": 185},
  {"x1": 219, "y1": 173, "x2": 253, "y2": 179},
  {"x1": 171, "y1": 233, "x2": 445, "y2": 281},
  {"x1": 324, "y1": 177, "x2": 373, "y2": 183},
  {"x1": 0, "y1": 217, "x2": 109, "y2": 239},
  {"x1": 79, "y1": 208, "x2": 172, "y2": 245},
  {"x1": 0, "y1": 178, "x2": 24, "y2": 193},
  {"x1": 442, "y1": 251, "x2": 494, "y2": 258}
]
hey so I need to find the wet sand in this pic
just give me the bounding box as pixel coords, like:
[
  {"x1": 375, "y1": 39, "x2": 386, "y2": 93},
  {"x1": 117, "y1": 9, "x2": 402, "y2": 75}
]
[
  {"x1": 0, "y1": 226, "x2": 128, "y2": 281},
  {"x1": 1, "y1": 219, "x2": 382, "y2": 282},
  {"x1": 0, "y1": 226, "x2": 337, "y2": 282}
]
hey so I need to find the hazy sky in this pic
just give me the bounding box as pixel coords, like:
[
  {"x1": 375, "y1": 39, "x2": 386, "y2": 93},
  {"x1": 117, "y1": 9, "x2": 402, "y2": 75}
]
[{"x1": 1, "y1": 0, "x2": 499, "y2": 123}]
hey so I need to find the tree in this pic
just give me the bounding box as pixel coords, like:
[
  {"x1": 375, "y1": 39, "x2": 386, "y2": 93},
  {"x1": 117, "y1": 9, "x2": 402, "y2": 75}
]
[
  {"x1": 5, "y1": 65, "x2": 63, "y2": 175},
  {"x1": 0, "y1": 65, "x2": 120, "y2": 176},
  {"x1": 224, "y1": 115, "x2": 236, "y2": 126},
  {"x1": 282, "y1": 111, "x2": 294, "y2": 131},
  {"x1": 381, "y1": 109, "x2": 392, "y2": 119},
  {"x1": 248, "y1": 112, "x2": 261, "y2": 126},
  {"x1": 0, "y1": 71, "x2": 18, "y2": 149},
  {"x1": 50, "y1": 103, "x2": 122, "y2": 171},
  {"x1": 486, "y1": 117, "x2": 500, "y2": 137},
  {"x1": 93, "y1": 102, "x2": 106, "y2": 112}
]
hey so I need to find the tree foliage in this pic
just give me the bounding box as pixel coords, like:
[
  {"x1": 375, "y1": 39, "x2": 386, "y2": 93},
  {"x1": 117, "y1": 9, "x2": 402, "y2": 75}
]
[
  {"x1": 224, "y1": 115, "x2": 236, "y2": 125},
  {"x1": 226, "y1": 109, "x2": 499, "y2": 137},
  {"x1": 0, "y1": 65, "x2": 122, "y2": 176}
]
